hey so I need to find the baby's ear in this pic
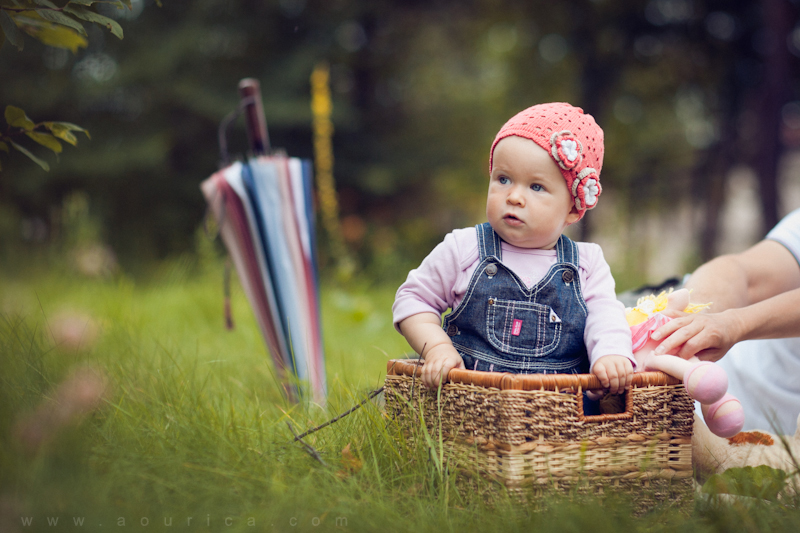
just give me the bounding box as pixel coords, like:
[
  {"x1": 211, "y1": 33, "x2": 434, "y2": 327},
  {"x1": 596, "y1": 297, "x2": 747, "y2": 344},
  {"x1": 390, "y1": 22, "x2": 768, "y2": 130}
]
[
  {"x1": 565, "y1": 205, "x2": 581, "y2": 226},
  {"x1": 666, "y1": 288, "x2": 690, "y2": 312}
]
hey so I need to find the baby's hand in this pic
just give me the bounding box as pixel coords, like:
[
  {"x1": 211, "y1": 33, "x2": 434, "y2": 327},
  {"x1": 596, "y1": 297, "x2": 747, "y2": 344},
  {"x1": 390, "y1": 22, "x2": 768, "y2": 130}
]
[
  {"x1": 421, "y1": 344, "x2": 465, "y2": 389},
  {"x1": 592, "y1": 355, "x2": 633, "y2": 394}
]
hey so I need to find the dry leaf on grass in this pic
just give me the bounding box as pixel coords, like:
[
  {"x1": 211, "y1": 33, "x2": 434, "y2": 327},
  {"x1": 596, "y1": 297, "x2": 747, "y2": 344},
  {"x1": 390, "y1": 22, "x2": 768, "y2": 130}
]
[{"x1": 336, "y1": 443, "x2": 363, "y2": 478}]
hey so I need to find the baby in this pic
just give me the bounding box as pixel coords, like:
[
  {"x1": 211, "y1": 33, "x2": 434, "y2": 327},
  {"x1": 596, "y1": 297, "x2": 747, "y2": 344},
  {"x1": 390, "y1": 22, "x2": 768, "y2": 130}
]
[{"x1": 393, "y1": 103, "x2": 635, "y2": 392}]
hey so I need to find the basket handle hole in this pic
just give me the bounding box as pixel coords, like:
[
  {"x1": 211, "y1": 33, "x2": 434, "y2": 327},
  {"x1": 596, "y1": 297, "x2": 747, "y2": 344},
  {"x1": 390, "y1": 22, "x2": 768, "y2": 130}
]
[{"x1": 581, "y1": 390, "x2": 633, "y2": 422}]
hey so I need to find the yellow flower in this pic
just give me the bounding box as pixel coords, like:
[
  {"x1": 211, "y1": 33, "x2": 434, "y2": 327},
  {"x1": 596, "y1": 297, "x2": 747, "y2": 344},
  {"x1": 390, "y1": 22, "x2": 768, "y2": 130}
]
[{"x1": 625, "y1": 288, "x2": 710, "y2": 326}]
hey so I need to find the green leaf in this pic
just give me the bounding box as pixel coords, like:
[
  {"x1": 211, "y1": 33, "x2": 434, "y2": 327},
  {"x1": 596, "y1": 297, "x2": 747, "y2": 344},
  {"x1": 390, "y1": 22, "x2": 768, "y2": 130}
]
[
  {"x1": 45, "y1": 121, "x2": 90, "y2": 140},
  {"x1": 35, "y1": 8, "x2": 87, "y2": 36},
  {"x1": 25, "y1": 131, "x2": 62, "y2": 154},
  {"x1": 9, "y1": 140, "x2": 50, "y2": 171},
  {"x1": 45, "y1": 124, "x2": 78, "y2": 145},
  {"x1": 64, "y1": 5, "x2": 123, "y2": 39},
  {"x1": 5, "y1": 105, "x2": 36, "y2": 130},
  {"x1": 13, "y1": 13, "x2": 88, "y2": 52},
  {"x1": 702, "y1": 465, "x2": 788, "y2": 502},
  {"x1": 0, "y1": 141, "x2": 8, "y2": 152},
  {"x1": 0, "y1": 10, "x2": 24, "y2": 51}
]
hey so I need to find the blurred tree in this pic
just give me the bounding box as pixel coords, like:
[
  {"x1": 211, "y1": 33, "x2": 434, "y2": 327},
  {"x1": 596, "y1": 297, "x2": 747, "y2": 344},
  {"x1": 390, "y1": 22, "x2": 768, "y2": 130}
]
[
  {"x1": 0, "y1": 0, "x2": 129, "y2": 172},
  {"x1": 1, "y1": 0, "x2": 799, "y2": 281}
]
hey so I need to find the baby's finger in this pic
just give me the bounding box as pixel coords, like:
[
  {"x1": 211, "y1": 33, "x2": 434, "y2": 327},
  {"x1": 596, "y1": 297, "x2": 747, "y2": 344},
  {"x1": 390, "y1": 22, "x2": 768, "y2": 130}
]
[
  {"x1": 613, "y1": 376, "x2": 624, "y2": 394},
  {"x1": 606, "y1": 370, "x2": 621, "y2": 394},
  {"x1": 421, "y1": 365, "x2": 432, "y2": 389},
  {"x1": 422, "y1": 360, "x2": 440, "y2": 389},
  {"x1": 622, "y1": 360, "x2": 633, "y2": 390},
  {"x1": 594, "y1": 364, "x2": 610, "y2": 389}
]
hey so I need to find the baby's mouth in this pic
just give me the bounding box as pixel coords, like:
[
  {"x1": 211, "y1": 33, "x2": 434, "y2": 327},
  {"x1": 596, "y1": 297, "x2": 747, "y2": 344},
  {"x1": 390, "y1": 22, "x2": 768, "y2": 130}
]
[{"x1": 503, "y1": 214, "x2": 523, "y2": 225}]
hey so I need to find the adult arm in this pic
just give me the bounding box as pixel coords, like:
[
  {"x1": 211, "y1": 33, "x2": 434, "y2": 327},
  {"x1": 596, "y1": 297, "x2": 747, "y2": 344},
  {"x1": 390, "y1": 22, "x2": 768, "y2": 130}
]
[
  {"x1": 651, "y1": 240, "x2": 800, "y2": 360},
  {"x1": 683, "y1": 240, "x2": 800, "y2": 312}
]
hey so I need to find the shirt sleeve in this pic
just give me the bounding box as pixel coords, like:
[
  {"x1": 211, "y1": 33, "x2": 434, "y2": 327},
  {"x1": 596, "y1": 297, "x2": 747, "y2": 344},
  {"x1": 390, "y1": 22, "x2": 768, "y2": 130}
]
[
  {"x1": 579, "y1": 243, "x2": 636, "y2": 370},
  {"x1": 766, "y1": 208, "x2": 800, "y2": 266},
  {"x1": 392, "y1": 231, "x2": 464, "y2": 333}
]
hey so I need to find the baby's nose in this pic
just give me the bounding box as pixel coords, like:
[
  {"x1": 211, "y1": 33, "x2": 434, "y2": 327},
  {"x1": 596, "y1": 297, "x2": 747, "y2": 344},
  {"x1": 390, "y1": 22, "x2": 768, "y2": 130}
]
[{"x1": 507, "y1": 188, "x2": 525, "y2": 205}]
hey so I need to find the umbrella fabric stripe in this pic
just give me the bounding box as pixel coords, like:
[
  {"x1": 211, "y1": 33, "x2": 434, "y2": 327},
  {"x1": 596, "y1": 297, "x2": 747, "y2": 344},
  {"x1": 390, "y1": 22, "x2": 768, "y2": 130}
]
[
  {"x1": 274, "y1": 156, "x2": 315, "y2": 387},
  {"x1": 289, "y1": 157, "x2": 326, "y2": 401},
  {"x1": 203, "y1": 153, "x2": 327, "y2": 403},
  {"x1": 220, "y1": 166, "x2": 293, "y2": 378},
  {"x1": 248, "y1": 159, "x2": 307, "y2": 381},
  {"x1": 200, "y1": 170, "x2": 290, "y2": 384},
  {"x1": 240, "y1": 162, "x2": 294, "y2": 370}
]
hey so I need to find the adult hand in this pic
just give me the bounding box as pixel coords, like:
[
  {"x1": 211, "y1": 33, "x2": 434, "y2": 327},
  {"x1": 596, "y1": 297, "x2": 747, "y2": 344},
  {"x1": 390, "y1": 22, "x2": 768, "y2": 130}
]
[
  {"x1": 421, "y1": 344, "x2": 465, "y2": 389},
  {"x1": 649, "y1": 310, "x2": 742, "y2": 362}
]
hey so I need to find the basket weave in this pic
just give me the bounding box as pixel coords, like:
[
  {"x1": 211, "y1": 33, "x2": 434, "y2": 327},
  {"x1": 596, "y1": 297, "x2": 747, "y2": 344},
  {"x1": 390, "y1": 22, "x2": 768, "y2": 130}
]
[{"x1": 384, "y1": 359, "x2": 695, "y2": 508}]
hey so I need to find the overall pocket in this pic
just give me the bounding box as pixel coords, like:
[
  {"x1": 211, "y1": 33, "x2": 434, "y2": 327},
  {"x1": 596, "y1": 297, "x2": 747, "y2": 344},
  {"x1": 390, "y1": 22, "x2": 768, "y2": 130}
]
[{"x1": 486, "y1": 297, "x2": 561, "y2": 356}]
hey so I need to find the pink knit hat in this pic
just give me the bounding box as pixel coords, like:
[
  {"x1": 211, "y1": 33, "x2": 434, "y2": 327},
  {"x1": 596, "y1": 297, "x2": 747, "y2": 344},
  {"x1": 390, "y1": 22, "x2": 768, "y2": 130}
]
[{"x1": 490, "y1": 102, "x2": 604, "y2": 219}]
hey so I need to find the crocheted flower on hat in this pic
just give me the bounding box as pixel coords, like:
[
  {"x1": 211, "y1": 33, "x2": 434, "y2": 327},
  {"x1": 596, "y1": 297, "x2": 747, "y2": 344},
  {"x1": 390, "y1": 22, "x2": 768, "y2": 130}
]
[
  {"x1": 572, "y1": 168, "x2": 601, "y2": 210},
  {"x1": 550, "y1": 130, "x2": 583, "y2": 170},
  {"x1": 583, "y1": 178, "x2": 600, "y2": 206}
]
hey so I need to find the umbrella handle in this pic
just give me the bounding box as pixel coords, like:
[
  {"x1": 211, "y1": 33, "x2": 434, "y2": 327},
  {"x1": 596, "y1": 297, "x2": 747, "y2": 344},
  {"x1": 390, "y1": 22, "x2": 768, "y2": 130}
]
[
  {"x1": 238, "y1": 78, "x2": 270, "y2": 156},
  {"x1": 217, "y1": 79, "x2": 272, "y2": 167}
]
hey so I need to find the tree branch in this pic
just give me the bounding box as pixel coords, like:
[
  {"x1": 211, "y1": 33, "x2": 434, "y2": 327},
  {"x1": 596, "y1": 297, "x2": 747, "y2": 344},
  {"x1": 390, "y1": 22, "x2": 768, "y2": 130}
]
[
  {"x1": 292, "y1": 387, "x2": 384, "y2": 443},
  {"x1": 0, "y1": 6, "x2": 66, "y2": 12},
  {"x1": 286, "y1": 421, "x2": 328, "y2": 467}
]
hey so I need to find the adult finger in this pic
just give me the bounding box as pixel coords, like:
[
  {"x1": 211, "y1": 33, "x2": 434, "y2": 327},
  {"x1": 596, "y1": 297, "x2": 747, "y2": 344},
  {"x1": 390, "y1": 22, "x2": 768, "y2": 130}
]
[
  {"x1": 675, "y1": 337, "x2": 726, "y2": 362},
  {"x1": 690, "y1": 347, "x2": 726, "y2": 363},
  {"x1": 653, "y1": 321, "x2": 703, "y2": 356},
  {"x1": 650, "y1": 316, "x2": 691, "y2": 342}
]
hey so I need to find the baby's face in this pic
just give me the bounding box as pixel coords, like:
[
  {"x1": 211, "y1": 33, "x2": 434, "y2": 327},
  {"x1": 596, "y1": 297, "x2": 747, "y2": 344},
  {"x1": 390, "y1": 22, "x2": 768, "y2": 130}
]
[{"x1": 486, "y1": 136, "x2": 579, "y2": 250}]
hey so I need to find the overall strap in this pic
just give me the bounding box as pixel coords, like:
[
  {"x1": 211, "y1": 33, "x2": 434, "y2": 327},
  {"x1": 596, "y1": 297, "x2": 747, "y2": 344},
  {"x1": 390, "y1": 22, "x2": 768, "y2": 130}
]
[
  {"x1": 555, "y1": 234, "x2": 580, "y2": 266},
  {"x1": 476, "y1": 222, "x2": 502, "y2": 261}
]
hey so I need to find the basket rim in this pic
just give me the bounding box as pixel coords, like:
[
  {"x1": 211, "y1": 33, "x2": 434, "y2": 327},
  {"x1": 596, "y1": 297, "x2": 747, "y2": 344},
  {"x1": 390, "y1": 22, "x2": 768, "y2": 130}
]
[{"x1": 386, "y1": 358, "x2": 681, "y2": 391}]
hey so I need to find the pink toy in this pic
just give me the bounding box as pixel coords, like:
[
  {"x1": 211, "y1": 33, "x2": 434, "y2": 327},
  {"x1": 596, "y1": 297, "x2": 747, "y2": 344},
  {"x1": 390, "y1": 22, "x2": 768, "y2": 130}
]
[{"x1": 630, "y1": 289, "x2": 745, "y2": 438}]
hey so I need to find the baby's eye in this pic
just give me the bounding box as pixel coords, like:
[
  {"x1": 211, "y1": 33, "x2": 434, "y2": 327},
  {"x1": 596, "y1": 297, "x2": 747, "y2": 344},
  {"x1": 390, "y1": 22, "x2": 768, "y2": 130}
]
[
  {"x1": 498, "y1": 176, "x2": 510, "y2": 185},
  {"x1": 530, "y1": 183, "x2": 544, "y2": 192}
]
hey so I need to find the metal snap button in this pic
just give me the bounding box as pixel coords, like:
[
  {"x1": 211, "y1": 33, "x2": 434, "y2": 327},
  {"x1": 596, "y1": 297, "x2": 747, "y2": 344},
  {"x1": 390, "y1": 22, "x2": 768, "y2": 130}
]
[
  {"x1": 446, "y1": 324, "x2": 458, "y2": 336},
  {"x1": 562, "y1": 270, "x2": 574, "y2": 283},
  {"x1": 485, "y1": 264, "x2": 498, "y2": 276},
  {"x1": 488, "y1": 298, "x2": 495, "y2": 305}
]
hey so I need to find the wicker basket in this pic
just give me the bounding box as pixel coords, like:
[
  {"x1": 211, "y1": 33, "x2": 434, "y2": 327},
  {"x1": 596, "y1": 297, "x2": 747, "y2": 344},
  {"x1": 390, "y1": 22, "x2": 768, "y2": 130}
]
[{"x1": 384, "y1": 359, "x2": 695, "y2": 509}]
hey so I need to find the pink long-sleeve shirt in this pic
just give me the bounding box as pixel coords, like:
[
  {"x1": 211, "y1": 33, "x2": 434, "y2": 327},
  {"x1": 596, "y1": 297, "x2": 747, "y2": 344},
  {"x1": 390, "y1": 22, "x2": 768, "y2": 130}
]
[{"x1": 392, "y1": 227, "x2": 635, "y2": 371}]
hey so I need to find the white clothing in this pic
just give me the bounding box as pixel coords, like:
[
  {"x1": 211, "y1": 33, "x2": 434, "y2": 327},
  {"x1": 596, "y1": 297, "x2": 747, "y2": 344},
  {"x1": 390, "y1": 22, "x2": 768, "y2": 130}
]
[{"x1": 703, "y1": 208, "x2": 800, "y2": 433}]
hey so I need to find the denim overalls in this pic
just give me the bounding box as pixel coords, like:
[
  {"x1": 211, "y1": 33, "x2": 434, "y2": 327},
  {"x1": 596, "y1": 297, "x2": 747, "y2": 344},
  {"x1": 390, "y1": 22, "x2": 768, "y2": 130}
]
[{"x1": 442, "y1": 222, "x2": 589, "y2": 374}]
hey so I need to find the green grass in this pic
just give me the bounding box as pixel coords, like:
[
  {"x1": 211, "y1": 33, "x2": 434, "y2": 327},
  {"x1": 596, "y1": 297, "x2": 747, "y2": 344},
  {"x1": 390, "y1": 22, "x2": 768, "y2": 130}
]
[{"x1": 1, "y1": 256, "x2": 799, "y2": 532}]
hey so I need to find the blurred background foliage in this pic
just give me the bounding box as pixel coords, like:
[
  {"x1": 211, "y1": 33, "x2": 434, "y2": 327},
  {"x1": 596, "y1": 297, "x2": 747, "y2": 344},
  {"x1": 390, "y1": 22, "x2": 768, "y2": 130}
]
[{"x1": 2, "y1": 0, "x2": 800, "y2": 288}]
